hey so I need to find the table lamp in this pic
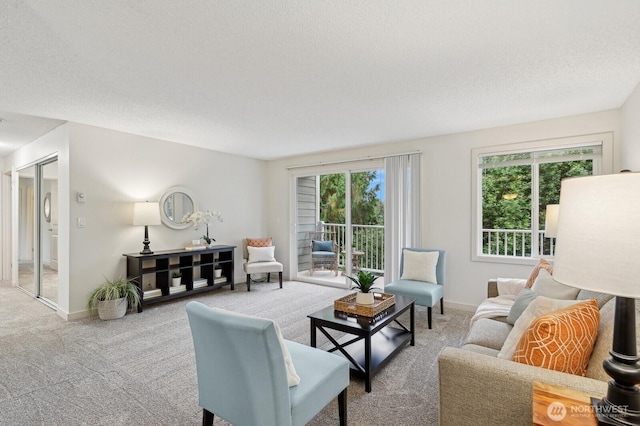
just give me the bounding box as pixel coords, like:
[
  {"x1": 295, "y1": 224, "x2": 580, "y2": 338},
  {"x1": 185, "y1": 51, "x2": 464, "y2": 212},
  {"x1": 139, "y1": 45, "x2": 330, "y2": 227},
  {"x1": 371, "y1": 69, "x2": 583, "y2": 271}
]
[
  {"x1": 553, "y1": 173, "x2": 640, "y2": 425},
  {"x1": 133, "y1": 201, "x2": 161, "y2": 255}
]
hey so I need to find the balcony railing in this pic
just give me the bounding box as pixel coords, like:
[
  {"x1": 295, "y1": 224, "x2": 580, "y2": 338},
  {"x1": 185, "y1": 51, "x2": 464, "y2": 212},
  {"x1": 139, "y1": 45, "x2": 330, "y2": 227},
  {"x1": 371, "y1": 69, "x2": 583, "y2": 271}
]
[
  {"x1": 323, "y1": 223, "x2": 385, "y2": 274},
  {"x1": 482, "y1": 228, "x2": 555, "y2": 258},
  {"x1": 311, "y1": 226, "x2": 553, "y2": 270}
]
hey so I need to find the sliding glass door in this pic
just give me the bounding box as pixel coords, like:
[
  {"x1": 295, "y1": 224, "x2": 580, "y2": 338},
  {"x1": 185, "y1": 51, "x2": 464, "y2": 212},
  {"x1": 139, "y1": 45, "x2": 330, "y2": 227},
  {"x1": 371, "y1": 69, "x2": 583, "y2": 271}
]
[{"x1": 293, "y1": 165, "x2": 384, "y2": 286}]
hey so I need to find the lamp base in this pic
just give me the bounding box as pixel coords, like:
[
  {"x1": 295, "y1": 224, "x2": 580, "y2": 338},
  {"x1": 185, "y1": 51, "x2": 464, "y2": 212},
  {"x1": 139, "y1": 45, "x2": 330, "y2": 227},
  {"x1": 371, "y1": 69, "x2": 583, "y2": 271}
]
[
  {"x1": 140, "y1": 225, "x2": 154, "y2": 255},
  {"x1": 591, "y1": 397, "x2": 640, "y2": 425},
  {"x1": 592, "y1": 297, "x2": 640, "y2": 426}
]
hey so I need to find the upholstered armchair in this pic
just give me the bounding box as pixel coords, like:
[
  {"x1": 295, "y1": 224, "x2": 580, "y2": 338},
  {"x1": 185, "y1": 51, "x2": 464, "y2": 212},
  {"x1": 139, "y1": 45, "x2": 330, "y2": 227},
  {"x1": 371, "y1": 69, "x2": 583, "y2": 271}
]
[
  {"x1": 242, "y1": 237, "x2": 283, "y2": 291},
  {"x1": 384, "y1": 248, "x2": 446, "y2": 329},
  {"x1": 309, "y1": 231, "x2": 339, "y2": 276},
  {"x1": 186, "y1": 302, "x2": 349, "y2": 426}
]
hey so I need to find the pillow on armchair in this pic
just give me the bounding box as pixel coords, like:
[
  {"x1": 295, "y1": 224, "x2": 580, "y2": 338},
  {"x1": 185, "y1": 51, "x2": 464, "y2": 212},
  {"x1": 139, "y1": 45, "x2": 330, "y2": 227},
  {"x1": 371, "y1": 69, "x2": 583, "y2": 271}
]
[
  {"x1": 247, "y1": 246, "x2": 276, "y2": 263},
  {"x1": 312, "y1": 240, "x2": 334, "y2": 252},
  {"x1": 400, "y1": 250, "x2": 439, "y2": 283},
  {"x1": 246, "y1": 237, "x2": 272, "y2": 247}
]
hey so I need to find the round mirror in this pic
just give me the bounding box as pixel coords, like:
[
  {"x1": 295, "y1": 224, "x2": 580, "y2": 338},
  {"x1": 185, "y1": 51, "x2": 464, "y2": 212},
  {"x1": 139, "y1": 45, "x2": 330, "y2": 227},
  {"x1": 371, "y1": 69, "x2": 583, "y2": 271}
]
[
  {"x1": 44, "y1": 192, "x2": 51, "y2": 223},
  {"x1": 159, "y1": 186, "x2": 197, "y2": 229}
]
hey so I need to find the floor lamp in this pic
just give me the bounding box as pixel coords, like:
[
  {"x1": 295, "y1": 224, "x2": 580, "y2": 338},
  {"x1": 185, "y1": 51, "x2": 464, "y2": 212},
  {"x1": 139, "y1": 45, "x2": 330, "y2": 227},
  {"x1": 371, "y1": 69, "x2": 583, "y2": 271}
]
[
  {"x1": 553, "y1": 173, "x2": 640, "y2": 425},
  {"x1": 133, "y1": 202, "x2": 161, "y2": 255}
]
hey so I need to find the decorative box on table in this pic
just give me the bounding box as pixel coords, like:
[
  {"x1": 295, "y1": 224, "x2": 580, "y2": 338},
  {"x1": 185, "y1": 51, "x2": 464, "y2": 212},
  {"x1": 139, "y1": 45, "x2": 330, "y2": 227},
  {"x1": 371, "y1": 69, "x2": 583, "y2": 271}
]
[{"x1": 334, "y1": 292, "x2": 395, "y2": 317}]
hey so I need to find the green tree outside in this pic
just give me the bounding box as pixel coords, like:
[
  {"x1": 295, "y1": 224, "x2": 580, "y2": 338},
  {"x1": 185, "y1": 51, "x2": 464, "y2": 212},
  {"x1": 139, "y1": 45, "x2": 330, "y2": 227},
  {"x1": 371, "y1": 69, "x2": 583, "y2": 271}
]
[
  {"x1": 319, "y1": 171, "x2": 384, "y2": 271},
  {"x1": 481, "y1": 157, "x2": 593, "y2": 256}
]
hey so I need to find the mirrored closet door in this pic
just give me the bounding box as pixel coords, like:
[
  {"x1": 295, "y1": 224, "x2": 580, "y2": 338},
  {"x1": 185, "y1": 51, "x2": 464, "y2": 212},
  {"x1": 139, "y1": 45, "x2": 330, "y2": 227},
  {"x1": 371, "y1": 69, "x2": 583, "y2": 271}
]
[{"x1": 15, "y1": 156, "x2": 58, "y2": 307}]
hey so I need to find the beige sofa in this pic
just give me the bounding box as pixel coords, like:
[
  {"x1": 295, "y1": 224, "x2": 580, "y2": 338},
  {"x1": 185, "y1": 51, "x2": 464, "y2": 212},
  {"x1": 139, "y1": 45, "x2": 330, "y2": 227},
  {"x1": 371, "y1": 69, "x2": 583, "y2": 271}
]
[{"x1": 437, "y1": 280, "x2": 636, "y2": 426}]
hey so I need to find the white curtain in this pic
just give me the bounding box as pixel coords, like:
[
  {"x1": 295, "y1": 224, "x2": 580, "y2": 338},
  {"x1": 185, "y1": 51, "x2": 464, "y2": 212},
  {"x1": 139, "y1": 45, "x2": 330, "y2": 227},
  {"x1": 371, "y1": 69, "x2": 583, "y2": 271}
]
[{"x1": 384, "y1": 154, "x2": 421, "y2": 283}]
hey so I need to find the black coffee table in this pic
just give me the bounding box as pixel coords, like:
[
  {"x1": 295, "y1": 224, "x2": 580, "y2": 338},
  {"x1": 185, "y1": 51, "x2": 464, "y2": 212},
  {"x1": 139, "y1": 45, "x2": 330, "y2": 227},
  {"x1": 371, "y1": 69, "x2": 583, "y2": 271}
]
[{"x1": 308, "y1": 295, "x2": 415, "y2": 392}]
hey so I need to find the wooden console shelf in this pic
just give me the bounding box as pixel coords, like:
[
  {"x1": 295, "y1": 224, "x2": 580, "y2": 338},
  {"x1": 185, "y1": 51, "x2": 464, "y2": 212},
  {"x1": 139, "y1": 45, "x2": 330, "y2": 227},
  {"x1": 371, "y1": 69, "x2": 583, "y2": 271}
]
[{"x1": 123, "y1": 245, "x2": 235, "y2": 312}]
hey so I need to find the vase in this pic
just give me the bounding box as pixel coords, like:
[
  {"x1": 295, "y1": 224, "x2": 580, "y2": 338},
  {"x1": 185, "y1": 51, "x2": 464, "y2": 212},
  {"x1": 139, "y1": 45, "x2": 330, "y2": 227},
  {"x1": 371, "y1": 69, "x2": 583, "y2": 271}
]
[
  {"x1": 172, "y1": 277, "x2": 182, "y2": 287},
  {"x1": 214, "y1": 269, "x2": 222, "y2": 278},
  {"x1": 356, "y1": 292, "x2": 375, "y2": 305}
]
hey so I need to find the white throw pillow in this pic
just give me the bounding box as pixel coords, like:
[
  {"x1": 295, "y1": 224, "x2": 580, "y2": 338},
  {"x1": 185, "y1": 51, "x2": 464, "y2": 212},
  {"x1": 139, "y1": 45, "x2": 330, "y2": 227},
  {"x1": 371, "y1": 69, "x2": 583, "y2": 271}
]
[
  {"x1": 247, "y1": 246, "x2": 276, "y2": 263},
  {"x1": 497, "y1": 295, "x2": 581, "y2": 360},
  {"x1": 400, "y1": 250, "x2": 439, "y2": 283},
  {"x1": 211, "y1": 307, "x2": 300, "y2": 387},
  {"x1": 531, "y1": 269, "x2": 580, "y2": 300}
]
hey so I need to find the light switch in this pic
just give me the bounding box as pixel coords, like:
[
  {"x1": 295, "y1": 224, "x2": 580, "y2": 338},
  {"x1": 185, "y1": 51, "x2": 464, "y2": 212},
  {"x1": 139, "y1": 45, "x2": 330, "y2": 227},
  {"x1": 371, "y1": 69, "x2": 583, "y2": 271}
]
[{"x1": 77, "y1": 217, "x2": 86, "y2": 228}]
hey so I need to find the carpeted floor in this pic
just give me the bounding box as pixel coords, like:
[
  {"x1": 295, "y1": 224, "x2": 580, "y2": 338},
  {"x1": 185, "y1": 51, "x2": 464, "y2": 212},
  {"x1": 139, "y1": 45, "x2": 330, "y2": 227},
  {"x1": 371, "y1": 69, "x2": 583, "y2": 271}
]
[{"x1": 0, "y1": 280, "x2": 471, "y2": 425}]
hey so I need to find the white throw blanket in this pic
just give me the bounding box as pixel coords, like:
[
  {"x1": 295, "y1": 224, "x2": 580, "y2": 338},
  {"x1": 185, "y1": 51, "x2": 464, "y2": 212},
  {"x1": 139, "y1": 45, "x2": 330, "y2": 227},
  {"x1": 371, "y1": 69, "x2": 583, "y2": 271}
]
[
  {"x1": 470, "y1": 278, "x2": 527, "y2": 324},
  {"x1": 496, "y1": 277, "x2": 527, "y2": 296}
]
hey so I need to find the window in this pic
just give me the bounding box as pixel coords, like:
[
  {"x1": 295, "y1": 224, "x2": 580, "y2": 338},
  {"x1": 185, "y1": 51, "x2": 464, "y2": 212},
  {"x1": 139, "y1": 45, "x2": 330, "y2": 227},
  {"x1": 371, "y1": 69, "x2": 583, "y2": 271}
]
[{"x1": 472, "y1": 133, "x2": 613, "y2": 263}]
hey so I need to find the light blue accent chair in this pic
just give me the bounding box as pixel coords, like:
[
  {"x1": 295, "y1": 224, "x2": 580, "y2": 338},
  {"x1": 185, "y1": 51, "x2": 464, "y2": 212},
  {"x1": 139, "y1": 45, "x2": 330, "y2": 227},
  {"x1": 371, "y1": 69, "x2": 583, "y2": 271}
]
[
  {"x1": 186, "y1": 301, "x2": 349, "y2": 426},
  {"x1": 384, "y1": 248, "x2": 446, "y2": 329}
]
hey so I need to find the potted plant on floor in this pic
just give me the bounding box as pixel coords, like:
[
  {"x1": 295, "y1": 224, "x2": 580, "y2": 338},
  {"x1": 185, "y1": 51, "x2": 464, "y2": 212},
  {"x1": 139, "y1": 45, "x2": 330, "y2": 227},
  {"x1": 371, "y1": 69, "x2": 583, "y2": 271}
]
[
  {"x1": 347, "y1": 270, "x2": 380, "y2": 305},
  {"x1": 87, "y1": 277, "x2": 141, "y2": 320}
]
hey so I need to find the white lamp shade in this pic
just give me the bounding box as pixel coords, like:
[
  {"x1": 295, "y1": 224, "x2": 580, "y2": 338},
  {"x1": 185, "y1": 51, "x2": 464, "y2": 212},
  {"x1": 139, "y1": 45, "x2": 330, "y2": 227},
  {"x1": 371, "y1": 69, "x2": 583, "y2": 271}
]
[
  {"x1": 133, "y1": 202, "x2": 161, "y2": 226},
  {"x1": 544, "y1": 204, "x2": 559, "y2": 238},
  {"x1": 553, "y1": 173, "x2": 640, "y2": 298}
]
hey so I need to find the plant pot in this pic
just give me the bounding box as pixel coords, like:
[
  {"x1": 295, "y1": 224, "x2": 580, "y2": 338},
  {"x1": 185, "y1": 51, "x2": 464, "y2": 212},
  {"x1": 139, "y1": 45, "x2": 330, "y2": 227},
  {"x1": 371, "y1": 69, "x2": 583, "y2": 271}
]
[
  {"x1": 172, "y1": 277, "x2": 182, "y2": 287},
  {"x1": 97, "y1": 297, "x2": 127, "y2": 320},
  {"x1": 214, "y1": 269, "x2": 222, "y2": 278},
  {"x1": 356, "y1": 292, "x2": 375, "y2": 305}
]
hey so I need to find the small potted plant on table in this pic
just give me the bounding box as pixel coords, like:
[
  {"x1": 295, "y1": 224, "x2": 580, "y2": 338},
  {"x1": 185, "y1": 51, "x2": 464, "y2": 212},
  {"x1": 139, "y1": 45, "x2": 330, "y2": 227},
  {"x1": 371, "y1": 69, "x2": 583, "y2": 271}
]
[
  {"x1": 172, "y1": 271, "x2": 182, "y2": 287},
  {"x1": 347, "y1": 270, "x2": 380, "y2": 305},
  {"x1": 87, "y1": 277, "x2": 141, "y2": 320},
  {"x1": 214, "y1": 265, "x2": 223, "y2": 279}
]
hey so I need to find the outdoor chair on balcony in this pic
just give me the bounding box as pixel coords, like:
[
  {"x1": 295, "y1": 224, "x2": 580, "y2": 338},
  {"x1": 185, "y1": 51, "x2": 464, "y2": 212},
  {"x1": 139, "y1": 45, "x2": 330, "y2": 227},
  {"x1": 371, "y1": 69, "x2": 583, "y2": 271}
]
[
  {"x1": 384, "y1": 248, "x2": 446, "y2": 329},
  {"x1": 309, "y1": 231, "x2": 339, "y2": 276}
]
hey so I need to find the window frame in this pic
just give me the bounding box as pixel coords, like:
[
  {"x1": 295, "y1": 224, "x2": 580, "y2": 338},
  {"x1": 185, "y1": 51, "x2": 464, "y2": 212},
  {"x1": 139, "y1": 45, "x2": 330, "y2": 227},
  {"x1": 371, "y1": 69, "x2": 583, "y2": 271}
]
[{"x1": 471, "y1": 132, "x2": 613, "y2": 265}]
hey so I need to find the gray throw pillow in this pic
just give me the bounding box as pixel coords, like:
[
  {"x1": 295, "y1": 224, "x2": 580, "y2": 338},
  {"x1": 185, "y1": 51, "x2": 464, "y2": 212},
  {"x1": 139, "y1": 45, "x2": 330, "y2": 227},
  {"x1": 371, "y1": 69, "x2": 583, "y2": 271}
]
[
  {"x1": 576, "y1": 289, "x2": 615, "y2": 309},
  {"x1": 507, "y1": 288, "x2": 537, "y2": 325}
]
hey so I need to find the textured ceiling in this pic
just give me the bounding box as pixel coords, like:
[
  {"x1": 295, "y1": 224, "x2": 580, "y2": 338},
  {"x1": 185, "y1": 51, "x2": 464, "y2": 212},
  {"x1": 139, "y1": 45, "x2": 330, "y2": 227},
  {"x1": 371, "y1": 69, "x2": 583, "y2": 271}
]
[{"x1": 1, "y1": 0, "x2": 639, "y2": 160}]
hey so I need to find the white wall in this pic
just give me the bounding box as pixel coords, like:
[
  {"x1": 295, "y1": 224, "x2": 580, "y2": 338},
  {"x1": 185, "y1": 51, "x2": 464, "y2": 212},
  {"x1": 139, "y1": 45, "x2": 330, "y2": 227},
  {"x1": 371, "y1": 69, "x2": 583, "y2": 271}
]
[
  {"x1": 66, "y1": 123, "x2": 267, "y2": 317},
  {"x1": 267, "y1": 109, "x2": 622, "y2": 310},
  {"x1": 0, "y1": 103, "x2": 631, "y2": 317},
  {"x1": 2, "y1": 123, "x2": 267, "y2": 319},
  {"x1": 621, "y1": 82, "x2": 640, "y2": 170}
]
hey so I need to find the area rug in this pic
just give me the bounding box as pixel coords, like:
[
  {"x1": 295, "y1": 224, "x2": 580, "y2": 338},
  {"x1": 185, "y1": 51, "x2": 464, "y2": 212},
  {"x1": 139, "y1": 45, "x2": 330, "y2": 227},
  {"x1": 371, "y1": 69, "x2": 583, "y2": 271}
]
[{"x1": 0, "y1": 280, "x2": 471, "y2": 425}]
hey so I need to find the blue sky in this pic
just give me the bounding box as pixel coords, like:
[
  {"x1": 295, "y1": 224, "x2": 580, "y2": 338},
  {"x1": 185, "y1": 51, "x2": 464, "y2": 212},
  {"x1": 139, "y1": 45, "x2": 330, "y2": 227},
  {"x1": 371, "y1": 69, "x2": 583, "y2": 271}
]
[{"x1": 369, "y1": 170, "x2": 384, "y2": 201}]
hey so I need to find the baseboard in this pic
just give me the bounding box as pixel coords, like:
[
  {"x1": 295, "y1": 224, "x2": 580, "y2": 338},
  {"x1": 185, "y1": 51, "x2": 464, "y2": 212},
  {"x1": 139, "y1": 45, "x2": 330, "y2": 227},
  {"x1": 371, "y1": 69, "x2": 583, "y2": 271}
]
[
  {"x1": 65, "y1": 308, "x2": 91, "y2": 321},
  {"x1": 444, "y1": 300, "x2": 477, "y2": 313}
]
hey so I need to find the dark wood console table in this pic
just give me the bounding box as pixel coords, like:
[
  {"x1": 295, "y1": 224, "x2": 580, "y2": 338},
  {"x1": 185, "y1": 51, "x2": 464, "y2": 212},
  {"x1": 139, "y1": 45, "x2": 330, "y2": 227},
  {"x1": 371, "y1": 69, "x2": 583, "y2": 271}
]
[{"x1": 123, "y1": 245, "x2": 235, "y2": 312}]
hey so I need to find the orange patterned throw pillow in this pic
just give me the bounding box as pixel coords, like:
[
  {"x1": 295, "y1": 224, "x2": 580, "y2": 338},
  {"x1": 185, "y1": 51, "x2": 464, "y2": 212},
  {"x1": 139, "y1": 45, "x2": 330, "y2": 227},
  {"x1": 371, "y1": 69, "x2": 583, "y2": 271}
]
[
  {"x1": 246, "y1": 237, "x2": 272, "y2": 247},
  {"x1": 525, "y1": 259, "x2": 554, "y2": 288},
  {"x1": 512, "y1": 299, "x2": 599, "y2": 376}
]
